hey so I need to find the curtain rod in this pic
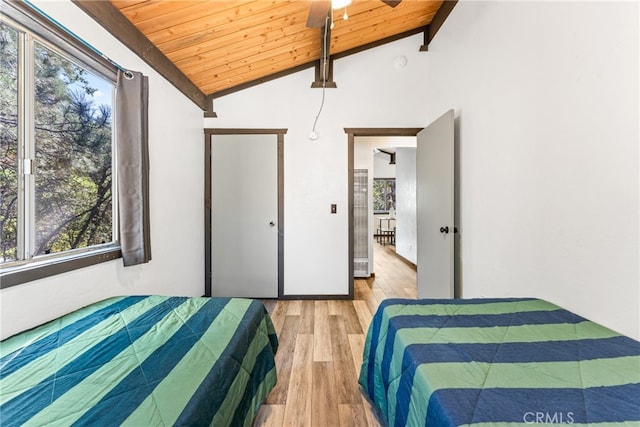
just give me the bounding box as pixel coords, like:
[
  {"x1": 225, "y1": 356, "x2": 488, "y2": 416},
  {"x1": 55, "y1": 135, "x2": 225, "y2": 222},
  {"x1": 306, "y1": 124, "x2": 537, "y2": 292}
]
[{"x1": 22, "y1": 0, "x2": 134, "y2": 79}]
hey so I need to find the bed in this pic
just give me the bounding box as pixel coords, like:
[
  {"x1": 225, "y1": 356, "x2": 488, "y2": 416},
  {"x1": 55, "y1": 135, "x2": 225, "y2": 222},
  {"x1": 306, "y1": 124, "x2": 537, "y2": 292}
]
[
  {"x1": 359, "y1": 298, "x2": 640, "y2": 426},
  {"x1": 0, "y1": 295, "x2": 278, "y2": 426}
]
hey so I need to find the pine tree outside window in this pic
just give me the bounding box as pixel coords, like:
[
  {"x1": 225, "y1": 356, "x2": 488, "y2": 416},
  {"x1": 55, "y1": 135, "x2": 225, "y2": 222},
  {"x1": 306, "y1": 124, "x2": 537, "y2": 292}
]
[{"x1": 0, "y1": 12, "x2": 120, "y2": 287}]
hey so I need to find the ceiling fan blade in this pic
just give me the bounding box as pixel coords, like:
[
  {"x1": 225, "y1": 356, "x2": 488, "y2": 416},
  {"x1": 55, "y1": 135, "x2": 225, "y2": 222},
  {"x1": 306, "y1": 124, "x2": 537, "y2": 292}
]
[
  {"x1": 307, "y1": 0, "x2": 331, "y2": 28},
  {"x1": 381, "y1": 0, "x2": 402, "y2": 7}
]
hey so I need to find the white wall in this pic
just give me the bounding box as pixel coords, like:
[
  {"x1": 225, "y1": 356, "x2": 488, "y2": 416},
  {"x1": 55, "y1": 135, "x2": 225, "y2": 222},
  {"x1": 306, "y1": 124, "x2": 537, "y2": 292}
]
[
  {"x1": 425, "y1": 1, "x2": 639, "y2": 339},
  {"x1": 0, "y1": 1, "x2": 205, "y2": 340},
  {"x1": 206, "y1": 37, "x2": 430, "y2": 295},
  {"x1": 395, "y1": 148, "x2": 417, "y2": 264},
  {"x1": 373, "y1": 152, "x2": 396, "y2": 179}
]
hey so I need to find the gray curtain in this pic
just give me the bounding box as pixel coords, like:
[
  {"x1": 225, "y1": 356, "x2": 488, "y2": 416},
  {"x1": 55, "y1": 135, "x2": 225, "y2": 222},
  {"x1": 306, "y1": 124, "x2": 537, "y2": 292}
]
[{"x1": 116, "y1": 70, "x2": 151, "y2": 266}]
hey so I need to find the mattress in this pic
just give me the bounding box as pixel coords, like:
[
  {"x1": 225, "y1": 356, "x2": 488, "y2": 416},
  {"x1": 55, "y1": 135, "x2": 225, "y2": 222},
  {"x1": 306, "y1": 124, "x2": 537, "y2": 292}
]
[
  {"x1": 359, "y1": 298, "x2": 640, "y2": 426},
  {"x1": 0, "y1": 295, "x2": 278, "y2": 426}
]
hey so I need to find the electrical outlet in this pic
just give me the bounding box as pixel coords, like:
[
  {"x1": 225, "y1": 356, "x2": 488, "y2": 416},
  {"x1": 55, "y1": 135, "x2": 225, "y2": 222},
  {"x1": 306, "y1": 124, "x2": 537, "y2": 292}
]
[{"x1": 331, "y1": 204, "x2": 337, "y2": 214}]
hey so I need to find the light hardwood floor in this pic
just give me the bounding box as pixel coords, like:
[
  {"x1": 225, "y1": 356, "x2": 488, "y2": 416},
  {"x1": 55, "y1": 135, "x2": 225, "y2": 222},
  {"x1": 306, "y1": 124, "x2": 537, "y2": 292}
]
[{"x1": 254, "y1": 243, "x2": 417, "y2": 426}]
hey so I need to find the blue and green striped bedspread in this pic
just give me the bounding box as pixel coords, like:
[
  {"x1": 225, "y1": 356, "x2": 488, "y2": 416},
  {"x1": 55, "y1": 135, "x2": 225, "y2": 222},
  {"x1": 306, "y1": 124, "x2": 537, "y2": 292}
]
[
  {"x1": 359, "y1": 298, "x2": 640, "y2": 426},
  {"x1": 0, "y1": 295, "x2": 278, "y2": 426}
]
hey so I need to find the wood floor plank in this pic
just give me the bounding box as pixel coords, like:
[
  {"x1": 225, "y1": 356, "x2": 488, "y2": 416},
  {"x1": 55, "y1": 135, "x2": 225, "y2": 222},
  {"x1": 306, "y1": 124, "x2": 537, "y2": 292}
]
[
  {"x1": 353, "y1": 279, "x2": 370, "y2": 300},
  {"x1": 265, "y1": 315, "x2": 300, "y2": 404},
  {"x1": 269, "y1": 300, "x2": 288, "y2": 335},
  {"x1": 282, "y1": 334, "x2": 313, "y2": 426},
  {"x1": 253, "y1": 404, "x2": 285, "y2": 427},
  {"x1": 362, "y1": 396, "x2": 383, "y2": 427},
  {"x1": 355, "y1": 280, "x2": 379, "y2": 316},
  {"x1": 313, "y1": 300, "x2": 333, "y2": 362},
  {"x1": 311, "y1": 362, "x2": 338, "y2": 426},
  {"x1": 338, "y1": 403, "x2": 369, "y2": 427},
  {"x1": 339, "y1": 300, "x2": 364, "y2": 334},
  {"x1": 353, "y1": 300, "x2": 373, "y2": 333},
  {"x1": 404, "y1": 287, "x2": 417, "y2": 298},
  {"x1": 372, "y1": 288, "x2": 386, "y2": 306},
  {"x1": 298, "y1": 300, "x2": 315, "y2": 334},
  {"x1": 328, "y1": 299, "x2": 341, "y2": 316},
  {"x1": 328, "y1": 315, "x2": 362, "y2": 404},
  {"x1": 348, "y1": 334, "x2": 365, "y2": 378},
  {"x1": 286, "y1": 300, "x2": 302, "y2": 315},
  {"x1": 262, "y1": 299, "x2": 278, "y2": 314}
]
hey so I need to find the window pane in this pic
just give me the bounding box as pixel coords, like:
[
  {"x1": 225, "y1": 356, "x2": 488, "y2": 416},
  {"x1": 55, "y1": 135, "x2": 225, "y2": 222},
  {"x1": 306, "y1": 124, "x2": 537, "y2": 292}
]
[
  {"x1": 373, "y1": 178, "x2": 396, "y2": 213},
  {"x1": 384, "y1": 179, "x2": 395, "y2": 211},
  {"x1": 33, "y1": 42, "x2": 114, "y2": 256},
  {"x1": 373, "y1": 179, "x2": 385, "y2": 212},
  {"x1": 0, "y1": 22, "x2": 19, "y2": 262}
]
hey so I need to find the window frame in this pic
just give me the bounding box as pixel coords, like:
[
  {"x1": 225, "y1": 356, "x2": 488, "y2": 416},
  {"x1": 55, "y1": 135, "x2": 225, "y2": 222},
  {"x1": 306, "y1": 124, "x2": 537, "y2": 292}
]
[{"x1": 0, "y1": 1, "x2": 122, "y2": 289}]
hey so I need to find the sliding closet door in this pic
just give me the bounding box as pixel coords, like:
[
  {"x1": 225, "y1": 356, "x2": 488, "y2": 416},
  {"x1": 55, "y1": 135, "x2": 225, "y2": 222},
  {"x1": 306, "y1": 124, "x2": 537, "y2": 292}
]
[{"x1": 210, "y1": 133, "x2": 279, "y2": 298}]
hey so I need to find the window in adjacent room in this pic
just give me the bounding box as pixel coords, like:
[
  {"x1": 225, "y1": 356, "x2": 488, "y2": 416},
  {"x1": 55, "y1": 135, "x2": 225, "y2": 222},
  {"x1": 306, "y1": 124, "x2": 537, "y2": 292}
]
[
  {"x1": 0, "y1": 12, "x2": 120, "y2": 285},
  {"x1": 373, "y1": 178, "x2": 395, "y2": 214}
]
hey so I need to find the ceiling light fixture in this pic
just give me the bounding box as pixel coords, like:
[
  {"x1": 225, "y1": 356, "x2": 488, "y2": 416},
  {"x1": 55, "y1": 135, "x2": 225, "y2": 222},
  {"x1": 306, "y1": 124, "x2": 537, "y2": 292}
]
[
  {"x1": 332, "y1": 0, "x2": 351, "y2": 22},
  {"x1": 332, "y1": 0, "x2": 352, "y2": 9}
]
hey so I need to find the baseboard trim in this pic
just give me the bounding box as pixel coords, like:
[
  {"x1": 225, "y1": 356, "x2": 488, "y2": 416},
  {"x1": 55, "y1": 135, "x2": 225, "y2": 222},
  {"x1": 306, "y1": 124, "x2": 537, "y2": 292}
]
[{"x1": 395, "y1": 252, "x2": 417, "y2": 271}]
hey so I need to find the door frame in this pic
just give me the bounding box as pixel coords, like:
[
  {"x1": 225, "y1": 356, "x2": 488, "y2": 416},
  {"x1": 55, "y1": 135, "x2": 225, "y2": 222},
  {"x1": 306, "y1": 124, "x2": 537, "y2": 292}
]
[
  {"x1": 345, "y1": 128, "x2": 423, "y2": 298},
  {"x1": 204, "y1": 128, "x2": 286, "y2": 297}
]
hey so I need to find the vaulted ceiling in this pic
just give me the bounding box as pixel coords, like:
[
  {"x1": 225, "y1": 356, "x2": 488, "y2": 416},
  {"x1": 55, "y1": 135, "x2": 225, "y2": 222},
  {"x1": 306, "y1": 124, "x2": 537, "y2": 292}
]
[{"x1": 73, "y1": 1, "x2": 456, "y2": 111}]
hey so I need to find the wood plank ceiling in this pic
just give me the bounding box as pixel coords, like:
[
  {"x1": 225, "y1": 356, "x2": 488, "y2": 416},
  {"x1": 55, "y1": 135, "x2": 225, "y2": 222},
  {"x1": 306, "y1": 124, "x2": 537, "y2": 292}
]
[{"x1": 107, "y1": 0, "x2": 448, "y2": 101}]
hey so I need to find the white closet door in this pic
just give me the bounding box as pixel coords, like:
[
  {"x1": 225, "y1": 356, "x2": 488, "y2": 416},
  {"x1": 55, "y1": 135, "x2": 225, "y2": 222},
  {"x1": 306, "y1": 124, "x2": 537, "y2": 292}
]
[{"x1": 211, "y1": 134, "x2": 278, "y2": 298}]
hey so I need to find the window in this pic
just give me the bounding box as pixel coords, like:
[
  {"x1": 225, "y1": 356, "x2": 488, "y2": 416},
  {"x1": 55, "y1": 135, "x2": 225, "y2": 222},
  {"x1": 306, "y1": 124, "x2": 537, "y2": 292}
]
[
  {"x1": 0, "y1": 8, "x2": 120, "y2": 287},
  {"x1": 373, "y1": 178, "x2": 395, "y2": 214}
]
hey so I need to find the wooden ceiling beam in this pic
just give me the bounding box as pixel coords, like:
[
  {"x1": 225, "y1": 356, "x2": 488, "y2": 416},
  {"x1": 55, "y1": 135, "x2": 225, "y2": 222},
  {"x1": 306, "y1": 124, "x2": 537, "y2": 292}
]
[
  {"x1": 420, "y1": 0, "x2": 458, "y2": 51},
  {"x1": 72, "y1": 0, "x2": 207, "y2": 110},
  {"x1": 311, "y1": 22, "x2": 337, "y2": 88}
]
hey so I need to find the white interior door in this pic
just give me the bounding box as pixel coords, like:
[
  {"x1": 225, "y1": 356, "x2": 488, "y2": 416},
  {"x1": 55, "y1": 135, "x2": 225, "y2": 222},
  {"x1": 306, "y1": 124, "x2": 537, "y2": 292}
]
[
  {"x1": 416, "y1": 109, "x2": 455, "y2": 298},
  {"x1": 211, "y1": 134, "x2": 278, "y2": 298}
]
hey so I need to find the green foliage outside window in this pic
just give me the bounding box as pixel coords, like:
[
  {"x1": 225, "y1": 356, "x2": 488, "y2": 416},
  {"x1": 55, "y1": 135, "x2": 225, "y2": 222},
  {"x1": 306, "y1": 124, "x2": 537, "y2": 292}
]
[
  {"x1": 0, "y1": 20, "x2": 114, "y2": 264},
  {"x1": 0, "y1": 23, "x2": 18, "y2": 261},
  {"x1": 373, "y1": 178, "x2": 395, "y2": 214}
]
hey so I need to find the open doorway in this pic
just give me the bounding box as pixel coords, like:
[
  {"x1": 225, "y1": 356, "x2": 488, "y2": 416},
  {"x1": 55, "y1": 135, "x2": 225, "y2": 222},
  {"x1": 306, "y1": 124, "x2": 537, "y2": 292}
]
[
  {"x1": 355, "y1": 136, "x2": 417, "y2": 276},
  {"x1": 345, "y1": 128, "x2": 422, "y2": 297},
  {"x1": 346, "y1": 112, "x2": 458, "y2": 300}
]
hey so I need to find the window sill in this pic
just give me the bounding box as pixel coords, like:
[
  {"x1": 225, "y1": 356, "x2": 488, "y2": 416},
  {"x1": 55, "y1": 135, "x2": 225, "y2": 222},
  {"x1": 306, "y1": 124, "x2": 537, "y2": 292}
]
[{"x1": 0, "y1": 247, "x2": 122, "y2": 289}]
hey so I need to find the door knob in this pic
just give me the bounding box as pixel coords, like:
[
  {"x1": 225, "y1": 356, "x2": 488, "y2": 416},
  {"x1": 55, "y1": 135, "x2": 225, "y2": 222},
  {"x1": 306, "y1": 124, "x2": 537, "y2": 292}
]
[
  {"x1": 269, "y1": 221, "x2": 276, "y2": 227},
  {"x1": 439, "y1": 226, "x2": 449, "y2": 234}
]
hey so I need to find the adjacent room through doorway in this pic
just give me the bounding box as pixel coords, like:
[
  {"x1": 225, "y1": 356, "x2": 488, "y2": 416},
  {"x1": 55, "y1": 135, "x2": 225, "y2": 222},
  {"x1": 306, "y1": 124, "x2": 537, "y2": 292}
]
[{"x1": 350, "y1": 131, "x2": 418, "y2": 294}]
